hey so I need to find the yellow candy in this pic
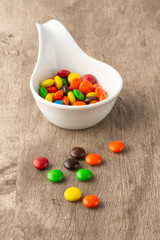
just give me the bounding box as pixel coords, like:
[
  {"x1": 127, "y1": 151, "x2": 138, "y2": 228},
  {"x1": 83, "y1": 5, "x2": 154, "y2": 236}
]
[
  {"x1": 86, "y1": 92, "x2": 97, "y2": 98},
  {"x1": 68, "y1": 73, "x2": 81, "y2": 83},
  {"x1": 40, "y1": 79, "x2": 54, "y2": 88},
  {"x1": 45, "y1": 93, "x2": 52, "y2": 102},
  {"x1": 64, "y1": 187, "x2": 82, "y2": 201},
  {"x1": 68, "y1": 91, "x2": 76, "y2": 104},
  {"x1": 55, "y1": 76, "x2": 63, "y2": 89}
]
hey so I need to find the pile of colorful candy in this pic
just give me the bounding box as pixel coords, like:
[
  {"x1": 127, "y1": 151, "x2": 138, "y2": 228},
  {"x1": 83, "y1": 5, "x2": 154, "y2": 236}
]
[
  {"x1": 39, "y1": 70, "x2": 108, "y2": 105},
  {"x1": 33, "y1": 141, "x2": 124, "y2": 208}
]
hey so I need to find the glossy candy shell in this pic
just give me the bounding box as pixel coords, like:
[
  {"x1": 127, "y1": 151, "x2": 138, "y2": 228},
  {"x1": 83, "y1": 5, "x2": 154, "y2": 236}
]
[
  {"x1": 83, "y1": 195, "x2": 100, "y2": 208},
  {"x1": 47, "y1": 169, "x2": 63, "y2": 182},
  {"x1": 76, "y1": 168, "x2": 92, "y2": 181},
  {"x1": 33, "y1": 157, "x2": 49, "y2": 169},
  {"x1": 64, "y1": 187, "x2": 82, "y2": 201}
]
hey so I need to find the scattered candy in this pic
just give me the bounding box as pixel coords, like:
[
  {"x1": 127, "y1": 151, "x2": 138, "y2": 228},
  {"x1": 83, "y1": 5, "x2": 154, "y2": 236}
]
[
  {"x1": 47, "y1": 169, "x2": 63, "y2": 182},
  {"x1": 64, "y1": 158, "x2": 79, "y2": 170},
  {"x1": 76, "y1": 168, "x2": 92, "y2": 181},
  {"x1": 70, "y1": 147, "x2": 85, "y2": 159},
  {"x1": 39, "y1": 70, "x2": 108, "y2": 106},
  {"x1": 33, "y1": 157, "x2": 49, "y2": 169},
  {"x1": 83, "y1": 195, "x2": 100, "y2": 208},
  {"x1": 109, "y1": 141, "x2": 124, "y2": 153},
  {"x1": 85, "y1": 153, "x2": 102, "y2": 166},
  {"x1": 64, "y1": 187, "x2": 82, "y2": 201}
]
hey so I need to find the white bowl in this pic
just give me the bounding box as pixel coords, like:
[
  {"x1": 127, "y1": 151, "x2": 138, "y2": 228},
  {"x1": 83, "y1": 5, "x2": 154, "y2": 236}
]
[{"x1": 30, "y1": 20, "x2": 123, "y2": 130}]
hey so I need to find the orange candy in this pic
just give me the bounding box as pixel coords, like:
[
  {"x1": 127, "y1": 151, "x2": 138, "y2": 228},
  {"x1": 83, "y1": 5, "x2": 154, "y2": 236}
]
[
  {"x1": 93, "y1": 83, "x2": 100, "y2": 91},
  {"x1": 46, "y1": 86, "x2": 57, "y2": 93},
  {"x1": 72, "y1": 101, "x2": 86, "y2": 106},
  {"x1": 99, "y1": 92, "x2": 108, "y2": 101},
  {"x1": 83, "y1": 195, "x2": 100, "y2": 208},
  {"x1": 85, "y1": 153, "x2": 102, "y2": 166},
  {"x1": 62, "y1": 96, "x2": 69, "y2": 105},
  {"x1": 109, "y1": 141, "x2": 124, "y2": 153},
  {"x1": 90, "y1": 100, "x2": 99, "y2": 104},
  {"x1": 53, "y1": 90, "x2": 63, "y2": 101},
  {"x1": 70, "y1": 78, "x2": 82, "y2": 90},
  {"x1": 95, "y1": 87, "x2": 105, "y2": 98},
  {"x1": 79, "y1": 81, "x2": 93, "y2": 94}
]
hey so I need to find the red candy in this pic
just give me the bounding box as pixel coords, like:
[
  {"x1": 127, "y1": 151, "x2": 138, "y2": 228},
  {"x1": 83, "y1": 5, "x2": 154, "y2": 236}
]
[
  {"x1": 46, "y1": 86, "x2": 57, "y2": 93},
  {"x1": 57, "y1": 70, "x2": 70, "y2": 78},
  {"x1": 33, "y1": 157, "x2": 49, "y2": 169},
  {"x1": 82, "y1": 74, "x2": 96, "y2": 84}
]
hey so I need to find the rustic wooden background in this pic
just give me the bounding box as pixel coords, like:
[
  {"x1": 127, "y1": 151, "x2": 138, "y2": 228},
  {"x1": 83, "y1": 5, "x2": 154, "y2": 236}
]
[{"x1": 0, "y1": 0, "x2": 160, "y2": 239}]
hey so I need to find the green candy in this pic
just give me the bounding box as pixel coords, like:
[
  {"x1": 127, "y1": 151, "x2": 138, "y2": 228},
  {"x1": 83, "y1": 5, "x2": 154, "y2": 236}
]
[
  {"x1": 61, "y1": 78, "x2": 67, "y2": 86},
  {"x1": 76, "y1": 168, "x2": 92, "y2": 181},
  {"x1": 73, "y1": 89, "x2": 84, "y2": 100},
  {"x1": 39, "y1": 87, "x2": 48, "y2": 98},
  {"x1": 47, "y1": 169, "x2": 63, "y2": 182}
]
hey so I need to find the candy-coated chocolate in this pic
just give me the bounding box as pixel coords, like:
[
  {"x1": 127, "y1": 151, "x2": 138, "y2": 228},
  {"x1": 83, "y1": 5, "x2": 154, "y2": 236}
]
[
  {"x1": 76, "y1": 168, "x2": 92, "y2": 181},
  {"x1": 55, "y1": 76, "x2": 63, "y2": 89},
  {"x1": 109, "y1": 141, "x2": 124, "y2": 153},
  {"x1": 61, "y1": 85, "x2": 68, "y2": 96},
  {"x1": 54, "y1": 90, "x2": 63, "y2": 101},
  {"x1": 83, "y1": 195, "x2": 100, "y2": 208},
  {"x1": 46, "y1": 86, "x2": 57, "y2": 93},
  {"x1": 57, "y1": 70, "x2": 70, "y2": 78},
  {"x1": 61, "y1": 78, "x2": 67, "y2": 86},
  {"x1": 70, "y1": 147, "x2": 85, "y2": 159},
  {"x1": 33, "y1": 157, "x2": 49, "y2": 169},
  {"x1": 45, "y1": 93, "x2": 52, "y2": 102},
  {"x1": 64, "y1": 187, "x2": 82, "y2": 201},
  {"x1": 90, "y1": 100, "x2": 99, "y2": 104},
  {"x1": 68, "y1": 91, "x2": 76, "y2": 104},
  {"x1": 64, "y1": 158, "x2": 79, "y2": 170},
  {"x1": 85, "y1": 153, "x2": 102, "y2": 166},
  {"x1": 79, "y1": 81, "x2": 93, "y2": 94},
  {"x1": 68, "y1": 73, "x2": 81, "y2": 83},
  {"x1": 54, "y1": 100, "x2": 63, "y2": 104},
  {"x1": 93, "y1": 83, "x2": 100, "y2": 91},
  {"x1": 70, "y1": 78, "x2": 82, "y2": 90},
  {"x1": 39, "y1": 87, "x2": 48, "y2": 98},
  {"x1": 86, "y1": 92, "x2": 97, "y2": 98},
  {"x1": 99, "y1": 92, "x2": 108, "y2": 101},
  {"x1": 73, "y1": 89, "x2": 84, "y2": 100},
  {"x1": 47, "y1": 169, "x2": 63, "y2": 182},
  {"x1": 62, "y1": 96, "x2": 69, "y2": 105},
  {"x1": 82, "y1": 74, "x2": 96, "y2": 84},
  {"x1": 40, "y1": 79, "x2": 54, "y2": 88},
  {"x1": 95, "y1": 87, "x2": 105, "y2": 98},
  {"x1": 72, "y1": 101, "x2": 86, "y2": 106},
  {"x1": 84, "y1": 96, "x2": 98, "y2": 104}
]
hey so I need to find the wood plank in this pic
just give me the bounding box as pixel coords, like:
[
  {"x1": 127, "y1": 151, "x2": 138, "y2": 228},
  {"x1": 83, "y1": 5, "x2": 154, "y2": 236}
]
[{"x1": 0, "y1": 0, "x2": 160, "y2": 239}]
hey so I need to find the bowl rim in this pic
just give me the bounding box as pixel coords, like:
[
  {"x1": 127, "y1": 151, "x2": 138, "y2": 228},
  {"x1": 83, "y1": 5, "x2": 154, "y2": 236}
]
[{"x1": 30, "y1": 61, "x2": 123, "y2": 110}]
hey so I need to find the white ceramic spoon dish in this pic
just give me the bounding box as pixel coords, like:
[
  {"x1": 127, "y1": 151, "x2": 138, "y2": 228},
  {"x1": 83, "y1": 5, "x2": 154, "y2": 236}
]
[{"x1": 30, "y1": 19, "x2": 123, "y2": 130}]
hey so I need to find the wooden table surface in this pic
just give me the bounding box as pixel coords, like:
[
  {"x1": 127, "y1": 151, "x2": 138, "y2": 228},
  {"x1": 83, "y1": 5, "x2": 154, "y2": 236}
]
[{"x1": 0, "y1": 0, "x2": 160, "y2": 239}]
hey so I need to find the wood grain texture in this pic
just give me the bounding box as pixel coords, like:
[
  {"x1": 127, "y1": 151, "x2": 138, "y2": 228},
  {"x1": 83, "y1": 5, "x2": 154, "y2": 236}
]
[{"x1": 0, "y1": 0, "x2": 160, "y2": 239}]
